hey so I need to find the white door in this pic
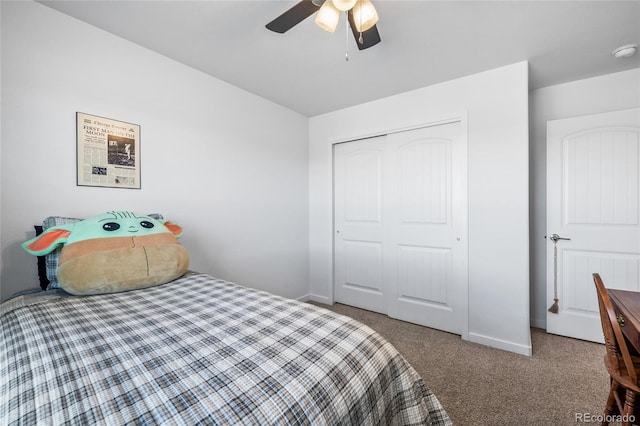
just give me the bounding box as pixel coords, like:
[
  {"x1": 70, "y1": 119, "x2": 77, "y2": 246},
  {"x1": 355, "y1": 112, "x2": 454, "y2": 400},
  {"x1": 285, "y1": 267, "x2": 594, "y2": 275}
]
[
  {"x1": 334, "y1": 135, "x2": 388, "y2": 313},
  {"x1": 386, "y1": 123, "x2": 467, "y2": 334},
  {"x1": 546, "y1": 108, "x2": 640, "y2": 342},
  {"x1": 334, "y1": 121, "x2": 467, "y2": 335}
]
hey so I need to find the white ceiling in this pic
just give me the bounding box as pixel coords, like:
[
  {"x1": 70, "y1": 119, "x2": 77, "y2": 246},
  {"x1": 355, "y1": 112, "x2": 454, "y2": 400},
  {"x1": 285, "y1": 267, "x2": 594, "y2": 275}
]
[{"x1": 39, "y1": 0, "x2": 640, "y2": 117}]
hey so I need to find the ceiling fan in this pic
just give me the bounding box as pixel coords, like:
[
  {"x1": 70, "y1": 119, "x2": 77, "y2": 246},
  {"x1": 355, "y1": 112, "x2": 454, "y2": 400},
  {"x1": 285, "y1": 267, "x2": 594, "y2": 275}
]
[{"x1": 266, "y1": 0, "x2": 381, "y2": 50}]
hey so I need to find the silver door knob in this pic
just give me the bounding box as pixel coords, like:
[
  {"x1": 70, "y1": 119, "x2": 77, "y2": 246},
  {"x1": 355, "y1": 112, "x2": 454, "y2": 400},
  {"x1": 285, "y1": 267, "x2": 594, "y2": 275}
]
[{"x1": 550, "y1": 234, "x2": 571, "y2": 243}]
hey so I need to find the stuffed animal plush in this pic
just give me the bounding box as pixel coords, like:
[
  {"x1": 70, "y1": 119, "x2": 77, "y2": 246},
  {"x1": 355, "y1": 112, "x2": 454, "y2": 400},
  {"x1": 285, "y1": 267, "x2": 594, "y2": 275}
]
[{"x1": 23, "y1": 211, "x2": 189, "y2": 295}]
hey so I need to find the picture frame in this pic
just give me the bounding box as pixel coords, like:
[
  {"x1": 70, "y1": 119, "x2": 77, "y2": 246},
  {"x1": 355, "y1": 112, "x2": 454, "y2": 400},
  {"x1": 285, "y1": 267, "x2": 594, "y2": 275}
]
[{"x1": 76, "y1": 112, "x2": 141, "y2": 189}]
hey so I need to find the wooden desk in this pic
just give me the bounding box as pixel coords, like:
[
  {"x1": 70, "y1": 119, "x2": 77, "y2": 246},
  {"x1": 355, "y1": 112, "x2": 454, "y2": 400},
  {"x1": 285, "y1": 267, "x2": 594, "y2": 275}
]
[{"x1": 609, "y1": 289, "x2": 640, "y2": 354}]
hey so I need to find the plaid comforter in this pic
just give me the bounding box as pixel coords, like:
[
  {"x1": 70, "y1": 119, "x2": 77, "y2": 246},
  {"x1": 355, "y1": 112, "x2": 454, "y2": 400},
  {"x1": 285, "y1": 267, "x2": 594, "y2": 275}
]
[{"x1": 1, "y1": 272, "x2": 451, "y2": 425}]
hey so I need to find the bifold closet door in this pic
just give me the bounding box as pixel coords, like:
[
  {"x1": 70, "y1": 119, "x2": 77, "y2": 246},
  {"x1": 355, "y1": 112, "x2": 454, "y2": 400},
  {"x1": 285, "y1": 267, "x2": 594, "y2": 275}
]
[{"x1": 334, "y1": 122, "x2": 467, "y2": 335}]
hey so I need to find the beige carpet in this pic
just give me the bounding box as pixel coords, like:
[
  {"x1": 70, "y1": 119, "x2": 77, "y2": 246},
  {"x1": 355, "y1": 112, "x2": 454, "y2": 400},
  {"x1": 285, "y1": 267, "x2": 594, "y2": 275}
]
[{"x1": 311, "y1": 302, "x2": 611, "y2": 425}]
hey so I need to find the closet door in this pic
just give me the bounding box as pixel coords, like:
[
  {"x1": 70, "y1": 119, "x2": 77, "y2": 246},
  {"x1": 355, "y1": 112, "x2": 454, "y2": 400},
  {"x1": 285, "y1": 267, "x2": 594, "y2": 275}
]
[
  {"x1": 386, "y1": 122, "x2": 467, "y2": 334},
  {"x1": 333, "y1": 121, "x2": 467, "y2": 334},
  {"x1": 333, "y1": 136, "x2": 388, "y2": 313}
]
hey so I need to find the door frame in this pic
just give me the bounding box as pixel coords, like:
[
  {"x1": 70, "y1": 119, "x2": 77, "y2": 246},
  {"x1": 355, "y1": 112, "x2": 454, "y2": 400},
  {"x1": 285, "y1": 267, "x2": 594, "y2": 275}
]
[{"x1": 330, "y1": 112, "x2": 470, "y2": 341}]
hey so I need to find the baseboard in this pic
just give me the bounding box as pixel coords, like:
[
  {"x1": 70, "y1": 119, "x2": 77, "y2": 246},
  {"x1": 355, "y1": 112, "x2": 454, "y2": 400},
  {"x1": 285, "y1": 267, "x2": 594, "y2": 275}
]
[
  {"x1": 467, "y1": 332, "x2": 533, "y2": 356},
  {"x1": 307, "y1": 293, "x2": 332, "y2": 305},
  {"x1": 295, "y1": 294, "x2": 310, "y2": 302}
]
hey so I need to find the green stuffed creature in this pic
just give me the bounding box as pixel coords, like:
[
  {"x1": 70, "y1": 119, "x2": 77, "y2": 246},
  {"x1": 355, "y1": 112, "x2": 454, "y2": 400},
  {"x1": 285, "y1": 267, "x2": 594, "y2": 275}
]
[{"x1": 23, "y1": 211, "x2": 189, "y2": 295}]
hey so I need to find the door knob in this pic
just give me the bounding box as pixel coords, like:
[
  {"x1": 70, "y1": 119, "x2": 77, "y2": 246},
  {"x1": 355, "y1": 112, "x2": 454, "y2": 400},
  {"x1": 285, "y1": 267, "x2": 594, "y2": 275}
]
[{"x1": 549, "y1": 234, "x2": 571, "y2": 243}]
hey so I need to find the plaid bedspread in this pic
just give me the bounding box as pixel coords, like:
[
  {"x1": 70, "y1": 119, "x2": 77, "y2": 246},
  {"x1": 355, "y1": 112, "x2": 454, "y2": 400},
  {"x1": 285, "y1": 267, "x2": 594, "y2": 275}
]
[{"x1": 1, "y1": 272, "x2": 451, "y2": 425}]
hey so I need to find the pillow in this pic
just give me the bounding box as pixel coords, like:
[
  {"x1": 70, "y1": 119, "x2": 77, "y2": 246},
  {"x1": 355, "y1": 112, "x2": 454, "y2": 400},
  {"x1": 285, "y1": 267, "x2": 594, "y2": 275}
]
[
  {"x1": 25, "y1": 211, "x2": 187, "y2": 295},
  {"x1": 42, "y1": 216, "x2": 82, "y2": 289},
  {"x1": 40, "y1": 213, "x2": 164, "y2": 290}
]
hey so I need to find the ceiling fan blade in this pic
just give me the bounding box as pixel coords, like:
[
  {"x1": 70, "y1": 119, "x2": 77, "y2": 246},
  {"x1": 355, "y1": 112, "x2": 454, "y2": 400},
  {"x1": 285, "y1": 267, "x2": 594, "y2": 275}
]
[
  {"x1": 266, "y1": 0, "x2": 321, "y2": 34},
  {"x1": 347, "y1": 11, "x2": 381, "y2": 50}
]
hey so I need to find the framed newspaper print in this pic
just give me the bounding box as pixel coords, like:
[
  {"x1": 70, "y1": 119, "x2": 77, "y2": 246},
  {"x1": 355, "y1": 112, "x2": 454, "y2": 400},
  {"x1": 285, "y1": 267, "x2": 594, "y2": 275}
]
[{"x1": 76, "y1": 112, "x2": 141, "y2": 189}]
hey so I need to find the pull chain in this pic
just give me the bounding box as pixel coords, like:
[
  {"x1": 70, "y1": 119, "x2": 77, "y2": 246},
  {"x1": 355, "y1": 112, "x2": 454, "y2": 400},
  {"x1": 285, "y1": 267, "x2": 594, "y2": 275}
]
[
  {"x1": 345, "y1": 11, "x2": 349, "y2": 61},
  {"x1": 358, "y1": 1, "x2": 363, "y2": 45}
]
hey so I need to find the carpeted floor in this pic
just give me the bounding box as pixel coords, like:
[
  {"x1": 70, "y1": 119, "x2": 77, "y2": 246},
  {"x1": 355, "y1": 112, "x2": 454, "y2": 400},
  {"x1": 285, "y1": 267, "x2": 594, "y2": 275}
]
[{"x1": 311, "y1": 302, "x2": 611, "y2": 425}]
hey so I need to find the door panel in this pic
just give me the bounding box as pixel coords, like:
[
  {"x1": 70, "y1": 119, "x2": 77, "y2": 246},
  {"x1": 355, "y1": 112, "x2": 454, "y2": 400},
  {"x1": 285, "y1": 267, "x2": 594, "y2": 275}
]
[
  {"x1": 547, "y1": 108, "x2": 640, "y2": 342},
  {"x1": 343, "y1": 240, "x2": 384, "y2": 294},
  {"x1": 344, "y1": 151, "x2": 382, "y2": 222},
  {"x1": 564, "y1": 129, "x2": 639, "y2": 225},
  {"x1": 387, "y1": 123, "x2": 466, "y2": 334},
  {"x1": 334, "y1": 136, "x2": 387, "y2": 313},
  {"x1": 398, "y1": 245, "x2": 451, "y2": 305},
  {"x1": 398, "y1": 139, "x2": 448, "y2": 224}
]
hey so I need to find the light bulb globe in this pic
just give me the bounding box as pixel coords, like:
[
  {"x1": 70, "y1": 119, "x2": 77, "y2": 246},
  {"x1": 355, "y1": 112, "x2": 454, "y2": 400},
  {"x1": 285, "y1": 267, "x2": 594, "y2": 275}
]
[{"x1": 332, "y1": 0, "x2": 357, "y2": 12}]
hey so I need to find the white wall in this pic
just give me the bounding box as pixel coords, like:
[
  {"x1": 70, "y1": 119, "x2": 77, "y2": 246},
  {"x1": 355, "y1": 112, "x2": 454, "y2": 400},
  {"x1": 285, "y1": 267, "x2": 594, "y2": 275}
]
[
  {"x1": 0, "y1": 1, "x2": 309, "y2": 301},
  {"x1": 309, "y1": 62, "x2": 531, "y2": 355},
  {"x1": 529, "y1": 69, "x2": 640, "y2": 329}
]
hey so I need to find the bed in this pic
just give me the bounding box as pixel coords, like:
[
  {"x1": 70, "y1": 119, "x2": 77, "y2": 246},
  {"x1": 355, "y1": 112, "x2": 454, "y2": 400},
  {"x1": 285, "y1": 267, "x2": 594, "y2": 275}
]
[{"x1": 1, "y1": 270, "x2": 452, "y2": 425}]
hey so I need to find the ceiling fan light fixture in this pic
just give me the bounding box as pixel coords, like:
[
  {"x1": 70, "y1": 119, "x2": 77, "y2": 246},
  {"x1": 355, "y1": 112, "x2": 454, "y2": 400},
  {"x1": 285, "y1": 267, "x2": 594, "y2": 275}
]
[
  {"x1": 332, "y1": 0, "x2": 357, "y2": 12},
  {"x1": 315, "y1": 0, "x2": 340, "y2": 32},
  {"x1": 352, "y1": 0, "x2": 378, "y2": 32}
]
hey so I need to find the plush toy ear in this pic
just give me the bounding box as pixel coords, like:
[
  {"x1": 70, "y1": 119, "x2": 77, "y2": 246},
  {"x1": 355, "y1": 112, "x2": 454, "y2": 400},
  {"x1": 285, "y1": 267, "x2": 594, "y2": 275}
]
[
  {"x1": 163, "y1": 221, "x2": 183, "y2": 238},
  {"x1": 22, "y1": 228, "x2": 72, "y2": 256}
]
